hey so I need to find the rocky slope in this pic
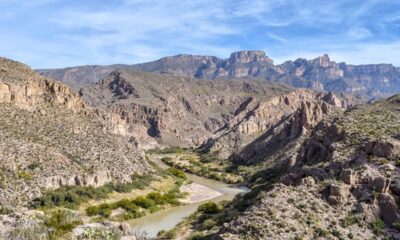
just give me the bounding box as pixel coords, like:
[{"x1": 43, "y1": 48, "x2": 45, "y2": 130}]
[
  {"x1": 203, "y1": 90, "x2": 348, "y2": 164},
  {"x1": 79, "y1": 69, "x2": 292, "y2": 149},
  {"x1": 214, "y1": 94, "x2": 400, "y2": 239},
  {"x1": 38, "y1": 51, "x2": 400, "y2": 99},
  {"x1": 0, "y1": 57, "x2": 151, "y2": 208}
]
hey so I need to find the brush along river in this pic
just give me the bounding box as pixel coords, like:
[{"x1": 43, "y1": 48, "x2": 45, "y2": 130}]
[{"x1": 129, "y1": 154, "x2": 249, "y2": 238}]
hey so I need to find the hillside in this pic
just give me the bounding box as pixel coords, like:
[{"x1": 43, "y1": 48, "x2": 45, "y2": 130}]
[
  {"x1": 38, "y1": 51, "x2": 400, "y2": 99},
  {"x1": 172, "y1": 94, "x2": 400, "y2": 239},
  {"x1": 79, "y1": 69, "x2": 293, "y2": 149},
  {"x1": 0, "y1": 57, "x2": 151, "y2": 208}
]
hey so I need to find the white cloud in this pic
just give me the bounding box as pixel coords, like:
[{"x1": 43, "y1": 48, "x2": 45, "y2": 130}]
[{"x1": 1, "y1": 0, "x2": 400, "y2": 68}]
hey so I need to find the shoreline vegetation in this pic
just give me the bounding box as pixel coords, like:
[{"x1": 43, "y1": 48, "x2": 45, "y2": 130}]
[
  {"x1": 25, "y1": 164, "x2": 190, "y2": 239},
  {"x1": 20, "y1": 147, "x2": 252, "y2": 239},
  {"x1": 149, "y1": 147, "x2": 244, "y2": 184}
]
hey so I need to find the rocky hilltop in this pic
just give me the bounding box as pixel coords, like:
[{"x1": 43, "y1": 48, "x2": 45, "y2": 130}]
[
  {"x1": 0, "y1": 57, "x2": 151, "y2": 207},
  {"x1": 38, "y1": 51, "x2": 400, "y2": 99}
]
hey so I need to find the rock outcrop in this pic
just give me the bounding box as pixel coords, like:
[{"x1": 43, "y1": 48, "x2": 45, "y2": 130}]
[{"x1": 203, "y1": 89, "x2": 346, "y2": 164}]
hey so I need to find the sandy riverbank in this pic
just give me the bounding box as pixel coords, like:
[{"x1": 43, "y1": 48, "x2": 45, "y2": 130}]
[{"x1": 180, "y1": 182, "x2": 223, "y2": 204}]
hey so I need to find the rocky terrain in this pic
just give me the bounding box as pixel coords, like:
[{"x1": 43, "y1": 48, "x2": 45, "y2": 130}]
[
  {"x1": 0, "y1": 57, "x2": 151, "y2": 208},
  {"x1": 78, "y1": 69, "x2": 292, "y2": 148},
  {"x1": 203, "y1": 89, "x2": 349, "y2": 164},
  {"x1": 212, "y1": 94, "x2": 400, "y2": 239},
  {"x1": 2, "y1": 54, "x2": 399, "y2": 240},
  {"x1": 38, "y1": 51, "x2": 400, "y2": 99}
]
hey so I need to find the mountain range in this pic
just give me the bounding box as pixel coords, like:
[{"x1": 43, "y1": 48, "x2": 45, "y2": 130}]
[
  {"x1": 0, "y1": 53, "x2": 399, "y2": 239},
  {"x1": 38, "y1": 50, "x2": 400, "y2": 100}
]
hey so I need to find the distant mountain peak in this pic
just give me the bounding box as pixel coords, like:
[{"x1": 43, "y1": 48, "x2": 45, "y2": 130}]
[
  {"x1": 229, "y1": 50, "x2": 273, "y2": 64},
  {"x1": 312, "y1": 54, "x2": 331, "y2": 67}
]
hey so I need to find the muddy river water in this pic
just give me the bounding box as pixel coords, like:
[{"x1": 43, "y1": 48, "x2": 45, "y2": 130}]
[{"x1": 129, "y1": 155, "x2": 249, "y2": 238}]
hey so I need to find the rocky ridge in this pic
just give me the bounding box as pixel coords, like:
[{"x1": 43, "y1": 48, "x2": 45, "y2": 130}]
[
  {"x1": 38, "y1": 51, "x2": 400, "y2": 99},
  {"x1": 203, "y1": 89, "x2": 348, "y2": 164}
]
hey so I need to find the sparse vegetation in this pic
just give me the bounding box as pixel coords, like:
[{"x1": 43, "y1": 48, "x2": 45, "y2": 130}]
[
  {"x1": 44, "y1": 209, "x2": 83, "y2": 239},
  {"x1": 86, "y1": 190, "x2": 185, "y2": 220},
  {"x1": 159, "y1": 150, "x2": 243, "y2": 183},
  {"x1": 29, "y1": 174, "x2": 156, "y2": 209},
  {"x1": 369, "y1": 218, "x2": 385, "y2": 235}
]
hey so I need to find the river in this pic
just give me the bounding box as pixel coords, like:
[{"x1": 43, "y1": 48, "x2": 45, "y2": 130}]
[{"x1": 129, "y1": 154, "x2": 249, "y2": 238}]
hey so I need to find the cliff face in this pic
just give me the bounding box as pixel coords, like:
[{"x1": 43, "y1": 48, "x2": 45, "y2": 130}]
[
  {"x1": 0, "y1": 58, "x2": 151, "y2": 207},
  {"x1": 203, "y1": 89, "x2": 347, "y2": 164},
  {"x1": 38, "y1": 51, "x2": 400, "y2": 99},
  {"x1": 79, "y1": 69, "x2": 292, "y2": 149}
]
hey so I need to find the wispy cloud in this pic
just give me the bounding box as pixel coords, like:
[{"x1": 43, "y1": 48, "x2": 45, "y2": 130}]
[{"x1": 0, "y1": 0, "x2": 400, "y2": 68}]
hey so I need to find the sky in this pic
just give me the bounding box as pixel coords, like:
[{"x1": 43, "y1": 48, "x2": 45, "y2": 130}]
[{"x1": 1, "y1": 0, "x2": 400, "y2": 69}]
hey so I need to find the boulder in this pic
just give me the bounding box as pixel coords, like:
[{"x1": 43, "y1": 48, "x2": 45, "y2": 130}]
[
  {"x1": 366, "y1": 139, "x2": 400, "y2": 159},
  {"x1": 341, "y1": 169, "x2": 356, "y2": 185},
  {"x1": 328, "y1": 183, "x2": 350, "y2": 205},
  {"x1": 369, "y1": 176, "x2": 390, "y2": 193},
  {"x1": 120, "y1": 222, "x2": 131, "y2": 235},
  {"x1": 377, "y1": 193, "x2": 400, "y2": 226}
]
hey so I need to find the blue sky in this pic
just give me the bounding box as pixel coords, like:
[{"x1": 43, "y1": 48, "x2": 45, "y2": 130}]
[{"x1": 1, "y1": 0, "x2": 400, "y2": 68}]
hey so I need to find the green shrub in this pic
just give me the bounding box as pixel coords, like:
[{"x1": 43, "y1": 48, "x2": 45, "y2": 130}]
[
  {"x1": 369, "y1": 218, "x2": 385, "y2": 235},
  {"x1": 30, "y1": 175, "x2": 156, "y2": 209},
  {"x1": 86, "y1": 204, "x2": 111, "y2": 218},
  {"x1": 18, "y1": 171, "x2": 33, "y2": 181},
  {"x1": 85, "y1": 190, "x2": 183, "y2": 220},
  {"x1": 133, "y1": 196, "x2": 156, "y2": 208},
  {"x1": 202, "y1": 218, "x2": 217, "y2": 230},
  {"x1": 341, "y1": 213, "x2": 359, "y2": 227},
  {"x1": 45, "y1": 209, "x2": 82, "y2": 239},
  {"x1": 198, "y1": 202, "x2": 219, "y2": 214},
  {"x1": 168, "y1": 167, "x2": 187, "y2": 180}
]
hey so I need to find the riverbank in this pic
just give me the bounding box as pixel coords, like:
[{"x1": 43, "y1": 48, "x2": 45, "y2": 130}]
[
  {"x1": 129, "y1": 153, "x2": 249, "y2": 238},
  {"x1": 180, "y1": 183, "x2": 222, "y2": 204}
]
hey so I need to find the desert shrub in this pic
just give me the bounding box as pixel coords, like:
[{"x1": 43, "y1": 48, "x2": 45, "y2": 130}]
[
  {"x1": 133, "y1": 196, "x2": 156, "y2": 208},
  {"x1": 82, "y1": 228, "x2": 121, "y2": 240},
  {"x1": 202, "y1": 218, "x2": 217, "y2": 230},
  {"x1": 198, "y1": 202, "x2": 220, "y2": 214},
  {"x1": 341, "y1": 213, "x2": 359, "y2": 227},
  {"x1": 168, "y1": 167, "x2": 187, "y2": 180},
  {"x1": 6, "y1": 216, "x2": 47, "y2": 240},
  {"x1": 369, "y1": 218, "x2": 385, "y2": 235},
  {"x1": 86, "y1": 204, "x2": 112, "y2": 218},
  {"x1": 30, "y1": 175, "x2": 155, "y2": 209},
  {"x1": 152, "y1": 147, "x2": 186, "y2": 154},
  {"x1": 45, "y1": 209, "x2": 82, "y2": 239},
  {"x1": 157, "y1": 229, "x2": 177, "y2": 239},
  {"x1": 18, "y1": 171, "x2": 33, "y2": 181}
]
